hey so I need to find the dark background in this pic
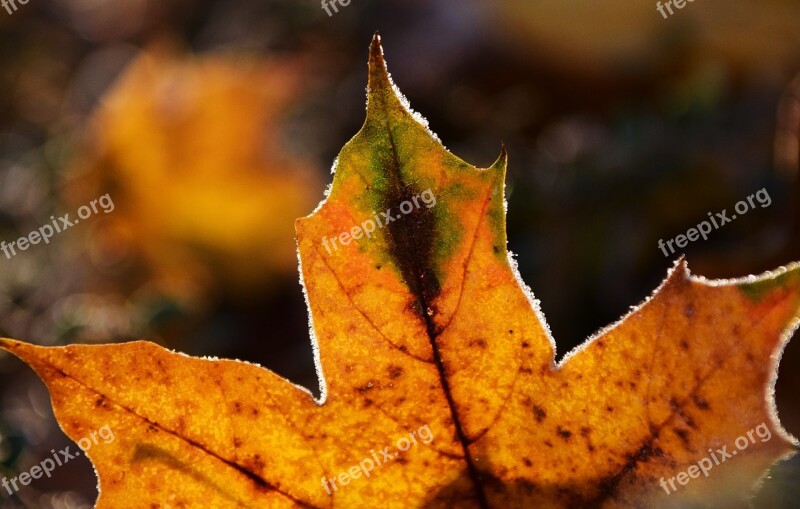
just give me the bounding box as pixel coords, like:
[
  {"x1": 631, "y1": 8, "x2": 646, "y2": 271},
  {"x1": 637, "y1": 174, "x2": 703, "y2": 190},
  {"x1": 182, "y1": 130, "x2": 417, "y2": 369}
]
[{"x1": 0, "y1": 0, "x2": 799, "y2": 507}]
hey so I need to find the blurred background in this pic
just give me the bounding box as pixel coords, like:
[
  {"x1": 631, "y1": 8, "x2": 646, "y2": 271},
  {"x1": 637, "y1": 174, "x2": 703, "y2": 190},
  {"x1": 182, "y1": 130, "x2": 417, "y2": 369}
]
[{"x1": 0, "y1": 0, "x2": 798, "y2": 507}]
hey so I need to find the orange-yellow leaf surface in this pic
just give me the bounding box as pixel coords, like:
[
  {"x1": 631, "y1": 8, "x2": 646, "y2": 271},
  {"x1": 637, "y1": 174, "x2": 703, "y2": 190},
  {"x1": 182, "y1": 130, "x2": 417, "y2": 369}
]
[
  {"x1": 64, "y1": 44, "x2": 322, "y2": 299},
  {"x1": 1, "y1": 35, "x2": 800, "y2": 509}
]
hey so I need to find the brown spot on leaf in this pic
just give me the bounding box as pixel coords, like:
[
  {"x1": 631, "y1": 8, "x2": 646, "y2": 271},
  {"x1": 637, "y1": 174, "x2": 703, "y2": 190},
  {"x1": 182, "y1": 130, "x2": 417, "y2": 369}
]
[
  {"x1": 532, "y1": 405, "x2": 547, "y2": 423},
  {"x1": 356, "y1": 382, "x2": 376, "y2": 393},
  {"x1": 693, "y1": 395, "x2": 710, "y2": 410},
  {"x1": 674, "y1": 428, "x2": 690, "y2": 448}
]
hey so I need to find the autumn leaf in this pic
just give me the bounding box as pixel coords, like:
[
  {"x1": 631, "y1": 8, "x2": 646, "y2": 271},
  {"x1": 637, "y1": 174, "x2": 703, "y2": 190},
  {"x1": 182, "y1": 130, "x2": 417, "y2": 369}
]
[
  {"x1": 64, "y1": 43, "x2": 323, "y2": 301},
  {"x1": 2, "y1": 34, "x2": 800, "y2": 508}
]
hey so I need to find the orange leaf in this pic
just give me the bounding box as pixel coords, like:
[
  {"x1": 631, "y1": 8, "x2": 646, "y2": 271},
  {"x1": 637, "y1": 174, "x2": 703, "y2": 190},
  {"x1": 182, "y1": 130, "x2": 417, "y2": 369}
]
[
  {"x1": 64, "y1": 44, "x2": 322, "y2": 300},
  {"x1": 2, "y1": 34, "x2": 799, "y2": 508}
]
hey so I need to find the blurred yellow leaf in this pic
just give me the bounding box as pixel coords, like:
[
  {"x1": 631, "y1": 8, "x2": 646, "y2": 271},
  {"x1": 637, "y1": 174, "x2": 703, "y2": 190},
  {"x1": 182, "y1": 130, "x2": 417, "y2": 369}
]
[{"x1": 66, "y1": 44, "x2": 322, "y2": 300}]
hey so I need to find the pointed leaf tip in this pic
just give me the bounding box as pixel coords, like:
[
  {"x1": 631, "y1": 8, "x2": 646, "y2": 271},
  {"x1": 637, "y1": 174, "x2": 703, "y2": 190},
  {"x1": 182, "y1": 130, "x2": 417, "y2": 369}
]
[
  {"x1": 491, "y1": 144, "x2": 508, "y2": 170},
  {"x1": 368, "y1": 34, "x2": 391, "y2": 92},
  {"x1": 370, "y1": 32, "x2": 382, "y2": 56},
  {"x1": 0, "y1": 337, "x2": 17, "y2": 349}
]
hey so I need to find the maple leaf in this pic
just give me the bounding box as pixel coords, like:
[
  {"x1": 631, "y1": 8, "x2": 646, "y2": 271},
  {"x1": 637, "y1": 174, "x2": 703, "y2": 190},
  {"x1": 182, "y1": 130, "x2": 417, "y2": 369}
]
[{"x1": 1, "y1": 34, "x2": 800, "y2": 508}]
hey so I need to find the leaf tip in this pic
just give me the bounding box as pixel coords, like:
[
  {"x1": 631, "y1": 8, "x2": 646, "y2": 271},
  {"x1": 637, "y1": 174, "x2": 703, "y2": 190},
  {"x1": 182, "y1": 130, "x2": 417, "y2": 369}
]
[
  {"x1": 368, "y1": 32, "x2": 388, "y2": 87},
  {"x1": 491, "y1": 143, "x2": 509, "y2": 171},
  {"x1": 0, "y1": 337, "x2": 19, "y2": 350},
  {"x1": 0, "y1": 338, "x2": 35, "y2": 363},
  {"x1": 669, "y1": 255, "x2": 691, "y2": 280}
]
